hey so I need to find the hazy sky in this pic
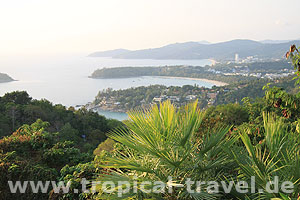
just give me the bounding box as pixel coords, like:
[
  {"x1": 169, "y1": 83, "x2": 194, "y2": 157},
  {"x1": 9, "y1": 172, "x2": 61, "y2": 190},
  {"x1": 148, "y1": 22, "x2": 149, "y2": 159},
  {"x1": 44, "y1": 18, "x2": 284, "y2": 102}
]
[{"x1": 1, "y1": 0, "x2": 299, "y2": 56}]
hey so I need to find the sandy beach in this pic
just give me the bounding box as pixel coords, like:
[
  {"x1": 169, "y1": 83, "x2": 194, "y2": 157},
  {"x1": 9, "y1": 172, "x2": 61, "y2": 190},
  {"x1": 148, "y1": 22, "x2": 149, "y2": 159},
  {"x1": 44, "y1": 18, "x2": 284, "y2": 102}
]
[{"x1": 156, "y1": 76, "x2": 228, "y2": 86}]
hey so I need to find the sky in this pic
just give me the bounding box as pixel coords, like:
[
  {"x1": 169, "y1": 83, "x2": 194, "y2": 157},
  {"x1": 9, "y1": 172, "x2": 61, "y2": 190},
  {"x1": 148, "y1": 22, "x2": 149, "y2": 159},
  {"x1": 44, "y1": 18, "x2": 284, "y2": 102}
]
[{"x1": 0, "y1": 0, "x2": 299, "y2": 56}]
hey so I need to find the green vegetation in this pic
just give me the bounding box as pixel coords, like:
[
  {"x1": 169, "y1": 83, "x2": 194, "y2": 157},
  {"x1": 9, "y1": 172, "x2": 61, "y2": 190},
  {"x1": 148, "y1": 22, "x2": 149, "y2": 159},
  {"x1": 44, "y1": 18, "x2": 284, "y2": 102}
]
[
  {"x1": 96, "y1": 101, "x2": 235, "y2": 199},
  {"x1": 286, "y1": 44, "x2": 300, "y2": 85},
  {"x1": 95, "y1": 96, "x2": 300, "y2": 199},
  {"x1": 90, "y1": 60, "x2": 294, "y2": 85},
  {"x1": 215, "y1": 75, "x2": 300, "y2": 105},
  {"x1": 91, "y1": 75, "x2": 299, "y2": 113},
  {"x1": 90, "y1": 65, "x2": 257, "y2": 84},
  {"x1": 0, "y1": 120, "x2": 92, "y2": 199},
  {"x1": 95, "y1": 82, "x2": 300, "y2": 199},
  {"x1": 0, "y1": 91, "x2": 124, "y2": 199},
  {"x1": 89, "y1": 45, "x2": 300, "y2": 199},
  {"x1": 92, "y1": 85, "x2": 213, "y2": 112},
  {"x1": 1, "y1": 46, "x2": 300, "y2": 199},
  {"x1": 0, "y1": 91, "x2": 122, "y2": 151},
  {"x1": 231, "y1": 113, "x2": 300, "y2": 199}
]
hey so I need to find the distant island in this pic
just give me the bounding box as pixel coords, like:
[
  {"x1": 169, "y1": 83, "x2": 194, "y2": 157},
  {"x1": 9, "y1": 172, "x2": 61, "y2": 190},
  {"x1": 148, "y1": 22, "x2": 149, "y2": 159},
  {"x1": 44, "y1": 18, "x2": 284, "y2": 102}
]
[
  {"x1": 88, "y1": 39, "x2": 300, "y2": 60},
  {"x1": 0, "y1": 73, "x2": 14, "y2": 83}
]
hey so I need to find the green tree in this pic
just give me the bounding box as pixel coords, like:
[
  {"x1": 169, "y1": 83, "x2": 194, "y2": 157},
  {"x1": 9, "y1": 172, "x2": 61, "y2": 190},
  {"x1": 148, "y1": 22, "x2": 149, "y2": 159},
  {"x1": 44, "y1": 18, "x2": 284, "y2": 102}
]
[
  {"x1": 229, "y1": 113, "x2": 300, "y2": 199},
  {"x1": 95, "y1": 101, "x2": 236, "y2": 199}
]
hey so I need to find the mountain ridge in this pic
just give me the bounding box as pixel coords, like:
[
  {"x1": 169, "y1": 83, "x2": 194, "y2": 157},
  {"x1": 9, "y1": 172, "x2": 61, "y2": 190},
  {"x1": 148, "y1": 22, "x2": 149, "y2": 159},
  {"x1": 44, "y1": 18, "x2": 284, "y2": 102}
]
[{"x1": 89, "y1": 39, "x2": 300, "y2": 60}]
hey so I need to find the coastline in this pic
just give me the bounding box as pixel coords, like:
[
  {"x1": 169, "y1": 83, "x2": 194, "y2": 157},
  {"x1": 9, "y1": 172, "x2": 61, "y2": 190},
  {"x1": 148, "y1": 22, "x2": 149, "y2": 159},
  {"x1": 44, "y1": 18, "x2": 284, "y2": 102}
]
[
  {"x1": 0, "y1": 79, "x2": 16, "y2": 83},
  {"x1": 94, "y1": 107, "x2": 127, "y2": 113},
  {"x1": 154, "y1": 76, "x2": 228, "y2": 86}
]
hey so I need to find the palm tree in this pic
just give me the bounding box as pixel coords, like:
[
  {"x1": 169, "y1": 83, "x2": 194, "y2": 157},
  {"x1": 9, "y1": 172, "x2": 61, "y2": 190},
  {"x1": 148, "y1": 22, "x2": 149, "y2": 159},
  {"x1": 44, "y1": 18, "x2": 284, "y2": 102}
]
[
  {"x1": 95, "y1": 100, "x2": 235, "y2": 199},
  {"x1": 230, "y1": 113, "x2": 300, "y2": 199}
]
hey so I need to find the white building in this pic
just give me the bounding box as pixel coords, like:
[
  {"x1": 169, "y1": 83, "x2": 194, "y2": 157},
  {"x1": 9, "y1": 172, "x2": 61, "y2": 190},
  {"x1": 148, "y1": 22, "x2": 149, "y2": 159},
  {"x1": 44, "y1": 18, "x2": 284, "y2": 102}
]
[
  {"x1": 235, "y1": 53, "x2": 239, "y2": 63},
  {"x1": 185, "y1": 95, "x2": 197, "y2": 101}
]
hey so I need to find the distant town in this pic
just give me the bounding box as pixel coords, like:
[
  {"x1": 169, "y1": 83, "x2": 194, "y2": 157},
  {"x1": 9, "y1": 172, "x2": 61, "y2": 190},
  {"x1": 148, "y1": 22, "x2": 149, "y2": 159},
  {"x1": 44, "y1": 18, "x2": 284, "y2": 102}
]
[
  {"x1": 209, "y1": 54, "x2": 294, "y2": 79},
  {"x1": 86, "y1": 85, "x2": 222, "y2": 113}
]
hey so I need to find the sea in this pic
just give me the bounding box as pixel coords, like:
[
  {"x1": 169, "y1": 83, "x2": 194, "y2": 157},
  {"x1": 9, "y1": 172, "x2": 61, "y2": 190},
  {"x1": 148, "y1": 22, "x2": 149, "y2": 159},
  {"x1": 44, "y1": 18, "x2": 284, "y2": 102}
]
[{"x1": 0, "y1": 55, "x2": 213, "y2": 120}]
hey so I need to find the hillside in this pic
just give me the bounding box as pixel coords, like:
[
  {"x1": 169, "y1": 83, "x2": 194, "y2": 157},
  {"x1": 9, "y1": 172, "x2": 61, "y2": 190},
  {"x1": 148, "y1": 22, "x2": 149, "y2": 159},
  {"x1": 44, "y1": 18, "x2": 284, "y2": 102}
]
[
  {"x1": 88, "y1": 39, "x2": 300, "y2": 60},
  {"x1": 89, "y1": 60, "x2": 294, "y2": 84},
  {"x1": 0, "y1": 91, "x2": 122, "y2": 199},
  {"x1": 90, "y1": 65, "x2": 257, "y2": 84},
  {"x1": 0, "y1": 73, "x2": 14, "y2": 83},
  {"x1": 90, "y1": 75, "x2": 298, "y2": 112}
]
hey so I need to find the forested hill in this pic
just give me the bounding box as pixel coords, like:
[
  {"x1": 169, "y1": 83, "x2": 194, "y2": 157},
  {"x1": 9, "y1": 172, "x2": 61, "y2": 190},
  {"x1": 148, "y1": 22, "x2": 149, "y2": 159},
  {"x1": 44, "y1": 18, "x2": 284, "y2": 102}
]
[
  {"x1": 90, "y1": 65, "x2": 258, "y2": 84},
  {"x1": 88, "y1": 39, "x2": 300, "y2": 60},
  {"x1": 0, "y1": 91, "x2": 125, "y2": 199},
  {"x1": 91, "y1": 75, "x2": 299, "y2": 112},
  {"x1": 215, "y1": 75, "x2": 300, "y2": 105},
  {"x1": 0, "y1": 91, "x2": 121, "y2": 148},
  {"x1": 0, "y1": 73, "x2": 14, "y2": 83}
]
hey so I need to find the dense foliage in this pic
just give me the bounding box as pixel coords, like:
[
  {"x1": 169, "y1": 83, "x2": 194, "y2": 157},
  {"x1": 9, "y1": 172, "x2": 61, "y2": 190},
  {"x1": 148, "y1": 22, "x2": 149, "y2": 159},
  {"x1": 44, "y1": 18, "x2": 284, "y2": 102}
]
[
  {"x1": 286, "y1": 44, "x2": 300, "y2": 85},
  {"x1": 91, "y1": 65, "x2": 258, "y2": 84},
  {"x1": 215, "y1": 75, "x2": 299, "y2": 105},
  {"x1": 95, "y1": 101, "x2": 236, "y2": 199},
  {"x1": 92, "y1": 75, "x2": 299, "y2": 113},
  {"x1": 90, "y1": 60, "x2": 292, "y2": 85},
  {"x1": 1, "y1": 46, "x2": 300, "y2": 199},
  {"x1": 94, "y1": 85, "x2": 212, "y2": 111},
  {"x1": 90, "y1": 47, "x2": 300, "y2": 199},
  {"x1": 0, "y1": 120, "x2": 92, "y2": 199},
  {"x1": 96, "y1": 97, "x2": 300, "y2": 199},
  {"x1": 0, "y1": 91, "x2": 121, "y2": 151},
  {"x1": 0, "y1": 91, "x2": 122, "y2": 199}
]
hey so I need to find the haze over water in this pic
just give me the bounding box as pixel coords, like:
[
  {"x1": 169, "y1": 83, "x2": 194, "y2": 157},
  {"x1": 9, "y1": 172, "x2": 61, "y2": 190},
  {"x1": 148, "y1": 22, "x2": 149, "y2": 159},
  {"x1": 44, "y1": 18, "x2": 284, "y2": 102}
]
[{"x1": 0, "y1": 55, "x2": 213, "y2": 107}]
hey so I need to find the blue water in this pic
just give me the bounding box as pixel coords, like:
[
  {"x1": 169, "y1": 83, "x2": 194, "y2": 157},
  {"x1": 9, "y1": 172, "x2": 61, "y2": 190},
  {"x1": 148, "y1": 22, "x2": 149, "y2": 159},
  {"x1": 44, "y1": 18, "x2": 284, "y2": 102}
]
[
  {"x1": 96, "y1": 109, "x2": 129, "y2": 121},
  {"x1": 0, "y1": 55, "x2": 213, "y2": 120}
]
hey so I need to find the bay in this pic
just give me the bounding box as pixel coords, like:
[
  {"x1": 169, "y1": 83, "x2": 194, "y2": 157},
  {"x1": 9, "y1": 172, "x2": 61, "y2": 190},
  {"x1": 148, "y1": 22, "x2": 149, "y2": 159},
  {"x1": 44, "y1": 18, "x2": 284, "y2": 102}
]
[{"x1": 0, "y1": 55, "x2": 213, "y2": 120}]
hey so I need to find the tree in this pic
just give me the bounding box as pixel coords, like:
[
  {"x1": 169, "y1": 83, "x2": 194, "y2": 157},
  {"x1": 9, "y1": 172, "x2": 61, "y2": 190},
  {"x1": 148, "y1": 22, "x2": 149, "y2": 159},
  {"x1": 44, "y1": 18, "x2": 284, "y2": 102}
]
[
  {"x1": 286, "y1": 44, "x2": 300, "y2": 86},
  {"x1": 0, "y1": 119, "x2": 92, "y2": 199},
  {"x1": 2, "y1": 91, "x2": 31, "y2": 105},
  {"x1": 229, "y1": 113, "x2": 300, "y2": 199},
  {"x1": 94, "y1": 101, "x2": 236, "y2": 199}
]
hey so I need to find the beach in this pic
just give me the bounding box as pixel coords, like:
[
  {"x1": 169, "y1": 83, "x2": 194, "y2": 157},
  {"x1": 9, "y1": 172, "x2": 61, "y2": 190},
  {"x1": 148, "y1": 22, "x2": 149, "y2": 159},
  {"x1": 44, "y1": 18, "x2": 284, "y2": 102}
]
[{"x1": 156, "y1": 76, "x2": 228, "y2": 86}]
